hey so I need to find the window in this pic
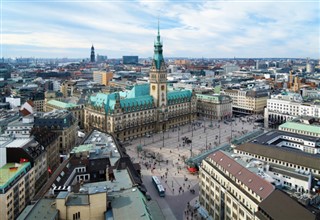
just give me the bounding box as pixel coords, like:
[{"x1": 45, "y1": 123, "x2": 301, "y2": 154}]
[{"x1": 73, "y1": 212, "x2": 80, "y2": 220}]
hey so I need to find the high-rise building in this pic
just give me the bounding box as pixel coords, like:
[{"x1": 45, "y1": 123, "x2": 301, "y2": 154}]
[
  {"x1": 122, "y1": 56, "x2": 138, "y2": 64},
  {"x1": 90, "y1": 45, "x2": 95, "y2": 62}
]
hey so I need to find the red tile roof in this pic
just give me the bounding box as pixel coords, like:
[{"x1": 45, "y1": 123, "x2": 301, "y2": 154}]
[
  {"x1": 26, "y1": 100, "x2": 34, "y2": 107},
  {"x1": 20, "y1": 108, "x2": 31, "y2": 116},
  {"x1": 207, "y1": 151, "x2": 274, "y2": 200}
]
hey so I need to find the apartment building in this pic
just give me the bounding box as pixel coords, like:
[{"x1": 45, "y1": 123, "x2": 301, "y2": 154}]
[
  {"x1": 34, "y1": 110, "x2": 77, "y2": 154},
  {"x1": 224, "y1": 89, "x2": 268, "y2": 114},
  {"x1": 0, "y1": 162, "x2": 35, "y2": 220},
  {"x1": 196, "y1": 94, "x2": 232, "y2": 120}
]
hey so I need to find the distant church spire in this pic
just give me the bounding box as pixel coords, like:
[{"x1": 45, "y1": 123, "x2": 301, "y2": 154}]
[{"x1": 90, "y1": 44, "x2": 95, "y2": 62}]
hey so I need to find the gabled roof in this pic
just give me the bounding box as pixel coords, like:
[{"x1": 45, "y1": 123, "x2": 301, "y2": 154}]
[{"x1": 207, "y1": 151, "x2": 274, "y2": 200}]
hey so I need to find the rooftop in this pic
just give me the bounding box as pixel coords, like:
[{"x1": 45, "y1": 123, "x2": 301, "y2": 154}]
[
  {"x1": 235, "y1": 142, "x2": 320, "y2": 170},
  {"x1": 65, "y1": 194, "x2": 89, "y2": 206},
  {"x1": 207, "y1": 151, "x2": 275, "y2": 200},
  {"x1": 36, "y1": 109, "x2": 71, "y2": 119},
  {"x1": 196, "y1": 93, "x2": 231, "y2": 103},
  {"x1": 257, "y1": 189, "x2": 316, "y2": 220},
  {"x1": 47, "y1": 99, "x2": 79, "y2": 109},
  {"x1": 279, "y1": 121, "x2": 320, "y2": 134},
  {"x1": 0, "y1": 162, "x2": 31, "y2": 190},
  {"x1": 3, "y1": 137, "x2": 34, "y2": 148},
  {"x1": 253, "y1": 130, "x2": 320, "y2": 144},
  {"x1": 110, "y1": 187, "x2": 152, "y2": 220},
  {"x1": 80, "y1": 130, "x2": 120, "y2": 163},
  {"x1": 17, "y1": 198, "x2": 58, "y2": 220}
]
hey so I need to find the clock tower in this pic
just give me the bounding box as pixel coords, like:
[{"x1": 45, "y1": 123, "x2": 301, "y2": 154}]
[{"x1": 149, "y1": 23, "x2": 167, "y2": 108}]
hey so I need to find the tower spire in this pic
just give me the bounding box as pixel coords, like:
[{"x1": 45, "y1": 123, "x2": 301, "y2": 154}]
[
  {"x1": 157, "y1": 18, "x2": 160, "y2": 42},
  {"x1": 158, "y1": 18, "x2": 160, "y2": 35}
]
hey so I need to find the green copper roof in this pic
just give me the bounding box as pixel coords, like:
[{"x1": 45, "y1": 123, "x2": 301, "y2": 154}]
[
  {"x1": 153, "y1": 24, "x2": 164, "y2": 70},
  {"x1": 47, "y1": 99, "x2": 78, "y2": 109},
  {"x1": 120, "y1": 95, "x2": 153, "y2": 109},
  {"x1": 279, "y1": 122, "x2": 320, "y2": 134},
  {"x1": 89, "y1": 93, "x2": 116, "y2": 114},
  {"x1": 126, "y1": 84, "x2": 150, "y2": 98},
  {"x1": 167, "y1": 90, "x2": 192, "y2": 105},
  {"x1": 89, "y1": 87, "x2": 154, "y2": 114}
]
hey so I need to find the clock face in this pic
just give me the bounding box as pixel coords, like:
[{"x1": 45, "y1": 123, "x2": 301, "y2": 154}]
[
  {"x1": 161, "y1": 85, "x2": 165, "y2": 91},
  {"x1": 152, "y1": 85, "x2": 156, "y2": 90}
]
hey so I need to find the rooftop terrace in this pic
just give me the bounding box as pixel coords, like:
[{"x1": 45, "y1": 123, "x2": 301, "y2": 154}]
[{"x1": 0, "y1": 162, "x2": 31, "y2": 192}]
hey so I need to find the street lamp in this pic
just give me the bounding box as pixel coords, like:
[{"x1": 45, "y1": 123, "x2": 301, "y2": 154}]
[
  {"x1": 206, "y1": 133, "x2": 207, "y2": 150},
  {"x1": 230, "y1": 120, "x2": 233, "y2": 141},
  {"x1": 178, "y1": 127, "x2": 180, "y2": 142},
  {"x1": 219, "y1": 124, "x2": 221, "y2": 144},
  {"x1": 162, "y1": 131, "x2": 164, "y2": 148},
  {"x1": 192, "y1": 121, "x2": 194, "y2": 137}
]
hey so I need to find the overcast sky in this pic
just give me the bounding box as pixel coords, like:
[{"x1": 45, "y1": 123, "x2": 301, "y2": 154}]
[{"x1": 1, "y1": 0, "x2": 319, "y2": 59}]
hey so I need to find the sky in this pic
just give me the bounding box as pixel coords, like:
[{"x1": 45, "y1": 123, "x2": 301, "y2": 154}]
[{"x1": 1, "y1": 0, "x2": 320, "y2": 59}]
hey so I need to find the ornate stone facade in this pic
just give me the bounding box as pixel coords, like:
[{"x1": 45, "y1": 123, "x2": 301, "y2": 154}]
[{"x1": 84, "y1": 27, "x2": 197, "y2": 141}]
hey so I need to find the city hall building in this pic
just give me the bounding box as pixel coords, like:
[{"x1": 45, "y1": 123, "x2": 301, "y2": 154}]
[{"x1": 84, "y1": 28, "x2": 197, "y2": 141}]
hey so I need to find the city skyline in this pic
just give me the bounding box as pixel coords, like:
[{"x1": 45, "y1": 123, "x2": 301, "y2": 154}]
[{"x1": 1, "y1": 0, "x2": 319, "y2": 59}]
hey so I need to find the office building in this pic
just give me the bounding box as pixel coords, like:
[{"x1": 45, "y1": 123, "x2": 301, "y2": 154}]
[
  {"x1": 196, "y1": 94, "x2": 232, "y2": 120},
  {"x1": 122, "y1": 56, "x2": 138, "y2": 65},
  {"x1": 224, "y1": 89, "x2": 269, "y2": 114},
  {"x1": 264, "y1": 92, "x2": 320, "y2": 128},
  {"x1": 93, "y1": 71, "x2": 113, "y2": 86}
]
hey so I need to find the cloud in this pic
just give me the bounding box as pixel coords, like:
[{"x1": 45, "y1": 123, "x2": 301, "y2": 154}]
[{"x1": 1, "y1": 1, "x2": 319, "y2": 58}]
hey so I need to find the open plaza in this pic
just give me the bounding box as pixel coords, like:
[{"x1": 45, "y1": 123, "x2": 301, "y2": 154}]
[{"x1": 125, "y1": 115, "x2": 261, "y2": 220}]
